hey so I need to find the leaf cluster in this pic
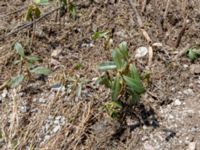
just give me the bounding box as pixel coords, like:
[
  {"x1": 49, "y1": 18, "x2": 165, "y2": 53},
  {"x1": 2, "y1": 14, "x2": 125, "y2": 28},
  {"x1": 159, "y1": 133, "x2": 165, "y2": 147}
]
[
  {"x1": 97, "y1": 42, "x2": 145, "y2": 118},
  {"x1": 9, "y1": 42, "x2": 50, "y2": 88}
]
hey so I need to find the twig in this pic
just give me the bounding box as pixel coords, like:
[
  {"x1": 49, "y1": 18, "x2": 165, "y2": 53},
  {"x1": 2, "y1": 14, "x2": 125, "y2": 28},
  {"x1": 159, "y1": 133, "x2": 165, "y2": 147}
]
[
  {"x1": 163, "y1": 0, "x2": 170, "y2": 21},
  {"x1": 6, "y1": 6, "x2": 62, "y2": 37},
  {"x1": 129, "y1": 0, "x2": 143, "y2": 27},
  {"x1": 0, "y1": 6, "x2": 28, "y2": 18},
  {"x1": 160, "y1": 0, "x2": 170, "y2": 30},
  {"x1": 141, "y1": 0, "x2": 147, "y2": 14},
  {"x1": 175, "y1": 19, "x2": 187, "y2": 48},
  {"x1": 128, "y1": 0, "x2": 153, "y2": 66},
  {"x1": 174, "y1": 43, "x2": 190, "y2": 60}
]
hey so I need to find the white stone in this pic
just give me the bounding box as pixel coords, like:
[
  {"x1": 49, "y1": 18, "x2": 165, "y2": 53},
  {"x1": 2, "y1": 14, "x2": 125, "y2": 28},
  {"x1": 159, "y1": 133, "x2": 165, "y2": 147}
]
[
  {"x1": 143, "y1": 142, "x2": 155, "y2": 150},
  {"x1": 51, "y1": 48, "x2": 62, "y2": 58},
  {"x1": 187, "y1": 142, "x2": 196, "y2": 150},
  {"x1": 52, "y1": 125, "x2": 61, "y2": 133},
  {"x1": 168, "y1": 114, "x2": 174, "y2": 120},
  {"x1": 20, "y1": 106, "x2": 28, "y2": 113},
  {"x1": 2, "y1": 89, "x2": 8, "y2": 98},
  {"x1": 174, "y1": 99, "x2": 181, "y2": 106},
  {"x1": 44, "y1": 135, "x2": 51, "y2": 142},
  {"x1": 183, "y1": 89, "x2": 194, "y2": 96},
  {"x1": 54, "y1": 119, "x2": 60, "y2": 125},
  {"x1": 135, "y1": 46, "x2": 148, "y2": 58},
  {"x1": 55, "y1": 116, "x2": 62, "y2": 120},
  {"x1": 183, "y1": 64, "x2": 188, "y2": 68},
  {"x1": 38, "y1": 98, "x2": 46, "y2": 104}
]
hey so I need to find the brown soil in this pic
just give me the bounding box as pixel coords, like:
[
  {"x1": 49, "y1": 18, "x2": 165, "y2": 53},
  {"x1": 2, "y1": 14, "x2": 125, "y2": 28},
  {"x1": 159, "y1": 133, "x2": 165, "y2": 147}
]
[{"x1": 0, "y1": 0, "x2": 200, "y2": 150}]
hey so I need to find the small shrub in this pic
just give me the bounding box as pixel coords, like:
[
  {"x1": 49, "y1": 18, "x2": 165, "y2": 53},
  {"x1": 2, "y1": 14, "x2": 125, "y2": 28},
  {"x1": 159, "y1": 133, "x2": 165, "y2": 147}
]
[
  {"x1": 8, "y1": 42, "x2": 50, "y2": 88},
  {"x1": 97, "y1": 42, "x2": 145, "y2": 118},
  {"x1": 187, "y1": 46, "x2": 200, "y2": 62}
]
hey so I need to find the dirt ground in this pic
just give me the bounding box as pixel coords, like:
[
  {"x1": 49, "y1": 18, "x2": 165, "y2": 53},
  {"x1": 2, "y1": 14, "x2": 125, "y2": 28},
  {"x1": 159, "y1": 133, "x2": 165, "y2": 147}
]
[{"x1": 0, "y1": 0, "x2": 200, "y2": 150}]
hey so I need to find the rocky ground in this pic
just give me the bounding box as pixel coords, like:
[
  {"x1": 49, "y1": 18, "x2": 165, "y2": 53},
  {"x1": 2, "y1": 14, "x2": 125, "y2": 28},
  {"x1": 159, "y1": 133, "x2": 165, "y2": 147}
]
[{"x1": 0, "y1": 0, "x2": 200, "y2": 150}]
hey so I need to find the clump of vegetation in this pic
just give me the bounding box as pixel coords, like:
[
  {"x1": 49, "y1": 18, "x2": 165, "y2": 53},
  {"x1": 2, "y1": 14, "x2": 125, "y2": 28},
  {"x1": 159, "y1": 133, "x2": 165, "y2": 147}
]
[
  {"x1": 92, "y1": 30, "x2": 113, "y2": 50},
  {"x1": 8, "y1": 42, "x2": 50, "y2": 88},
  {"x1": 25, "y1": 0, "x2": 77, "y2": 21},
  {"x1": 97, "y1": 42, "x2": 145, "y2": 118},
  {"x1": 187, "y1": 46, "x2": 200, "y2": 62}
]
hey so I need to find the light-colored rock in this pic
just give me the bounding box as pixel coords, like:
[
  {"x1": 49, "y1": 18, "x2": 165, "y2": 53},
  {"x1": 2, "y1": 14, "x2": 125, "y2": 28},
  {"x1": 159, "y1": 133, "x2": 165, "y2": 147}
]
[
  {"x1": 115, "y1": 30, "x2": 128, "y2": 39},
  {"x1": 135, "y1": 46, "x2": 148, "y2": 58},
  {"x1": 187, "y1": 142, "x2": 196, "y2": 150},
  {"x1": 52, "y1": 125, "x2": 61, "y2": 133},
  {"x1": 54, "y1": 119, "x2": 60, "y2": 125},
  {"x1": 20, "y1": 106, "x2": 28, "y2": 113},
  {"x1": 183, "y1": 89, "x2": 194, "y2": 96},
  {"x1": 44, "y1": 135, "x2": 51, "y2": 142},
  {"x1": 2, "y1": 89, "x2": 8, "y2": 98},
  {"x1": 38, "y1": 98, "x2": 46, "y2": 104},
  {"x1": 174, "y1": 99, "x2": 181, "y2": 106},
  {"x1": 143, "y1": 142, "x2": 155, "y2": 150},
  {"x1": 190, "y1": 64, "x2": 200, "y2": 74},
  {"x1": 51, "y1": 48, "x2": 62, "y2": 58}
]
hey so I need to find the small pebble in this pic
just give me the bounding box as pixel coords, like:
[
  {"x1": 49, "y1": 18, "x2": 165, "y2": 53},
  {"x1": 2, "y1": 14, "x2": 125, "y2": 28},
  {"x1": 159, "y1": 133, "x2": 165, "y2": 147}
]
[
  {"x1": 174, "y1": 99, "x2": 181, "y2": 106},
  {"x1": 143, "y1": 142, "x2": 155, "y2": 150},
  {"x1": 183, "y1": 89, "x2": 194, "y2": 96},
  {"x1": 38, "y1": 98, "x2": 46, "y2": 104},
  {"x1": 2, "y1": 89, "x2": 8, "y2": 98},
  {"x1": 52, "y1": 125, "x2": 61, "y2": 133},
  {"x1": 54, "y1": 119, "x2": 60, "y2": 125},
  {"x1": 44, "y1": 135, "x2": 51, "y2": 142},
  {"x1": 135, "y1": 46, "x2": 148, "y2": 58},
  {"x1": 20, "y1": 106, "x2": 28, "y2": 113},
  {"x1": 187, "y1": 142, "x2": 196, "y2": 150}
]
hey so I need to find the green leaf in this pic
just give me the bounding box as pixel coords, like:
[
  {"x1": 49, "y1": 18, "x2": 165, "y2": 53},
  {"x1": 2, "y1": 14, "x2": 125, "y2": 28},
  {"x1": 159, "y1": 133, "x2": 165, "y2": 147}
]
[
  {"x1": 97, "y1": 76, "x2": 111, "y2": 88},
  {"x1": 112, "y1": 49, "x2": 128, "y2": 71},
  {"x1": 26, "y1": 55, "x2": 41, "y2": 62},
  {"x1": 111, "y1": 75, "x2": 121, "y2": 101},
  {"x1": 69, "y1": 2, "x2": 76, "y2": 19},
  {"x1": 97, "y1": 61, "x2": 117, "y2": 71},
  {"x1": 34, "y1": 0, "x2": 49, "y2": 5},
  {"x1": 129, "y1": 64, "x2": 140, "y2": 80},
  {"x1": 9, "y1": 74, "x2": 24, "y2": 88},
  {"x1": 30, "y1": 67, "x2": 50, "y2": 75},
  {"x1": 14, "y1": 42, "x2": 25, "y2": 58},
  {"x1": 187, "y1": 48, "x2": 200, "y2": 61},
  {"x1": 128, "y1": 92, "x2": 140, "y2": 105},
  {"x1": 92, "y1": 31, "x2": 109, "y2": 40},
  {"x1": 33, "y1": 6, "x2": 41, "y2": 18},
  {"x1": 123, "y1": 76, "x2": 145, "y2": 94},
  {"x1": 25, "y1": 6, "x2": 33, "y2": 21},
  {"x1": 25, "y1": 5, "x2": 41, "y2": 21},
  {"x1": 105, "y1": 101, "x2": 122, "y2": 119},
  {"x1": 118, "y1": 41, "x2": 128, "y2": 59}
]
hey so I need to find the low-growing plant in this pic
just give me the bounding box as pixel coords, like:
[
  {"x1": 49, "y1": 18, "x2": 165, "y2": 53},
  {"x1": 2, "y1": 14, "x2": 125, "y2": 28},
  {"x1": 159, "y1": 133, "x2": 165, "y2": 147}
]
[
  {"x1": 25, "y1": 0, "x2": 76, "y2": 21},
  {"x1": 8, "y1": 42, "x2": 50, "y2": 88},
  {"x1": 187, "y1": 46, "x2": 200, "y2": 62},
  {"x1": 97, "y1": 42, "x2": 145, "y2": 118},
  {"x1": 92, "y1": 30, "x2": 113, "y2": 50}
]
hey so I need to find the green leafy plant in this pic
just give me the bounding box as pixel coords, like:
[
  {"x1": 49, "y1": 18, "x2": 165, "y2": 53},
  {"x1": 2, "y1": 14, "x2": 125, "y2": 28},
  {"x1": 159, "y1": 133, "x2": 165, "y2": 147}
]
[
  {"x1": 68, "y1": 2, "x2": 76, "y2": 19},
  {"x1": 65, "y1": 75, "x2": 88, "y2": 99},
  {"x1": 97, "y1": 42, "x2": 145, "y2": 118},
  {"x1": 92, "y1": 31, "x2": 109, "y2": 40},
  {"x1": 25, "y1": 4, "x2": 41, "y2": 21},
  {"x1": 8, "y1": 42, "x2": 50, "y2": 88},
  {"x1": 34, "y1": 0, "x2": 49, "y2": 5},
  {"x1": 187, "y1": 46, "x2": 200, "y2": 62},
  {"x1": 92, "y1": 30, "x2": 113, "y2": 50}
]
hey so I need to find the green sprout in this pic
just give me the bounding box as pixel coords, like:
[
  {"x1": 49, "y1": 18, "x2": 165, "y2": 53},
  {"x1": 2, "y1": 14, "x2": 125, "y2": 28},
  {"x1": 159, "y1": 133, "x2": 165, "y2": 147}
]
[{"x1": 97, "y1": 42, "x2": 145, "y2": 118}]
